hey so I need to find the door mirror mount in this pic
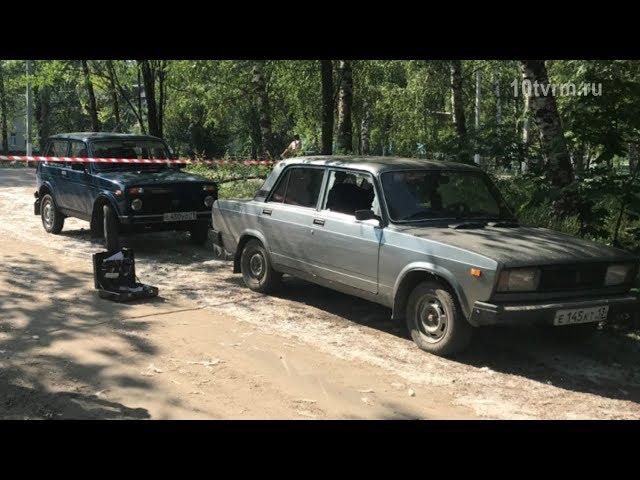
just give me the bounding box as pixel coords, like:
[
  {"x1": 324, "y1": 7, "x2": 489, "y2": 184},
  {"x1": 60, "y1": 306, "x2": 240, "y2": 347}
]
[{"x1": 355, "y1": 209, "x2": 382, "y2": 226}]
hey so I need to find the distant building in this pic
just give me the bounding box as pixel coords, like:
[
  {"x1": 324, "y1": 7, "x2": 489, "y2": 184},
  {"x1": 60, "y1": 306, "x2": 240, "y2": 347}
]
[{"x1": 6, "y1": 108, "x2": 27, "y2": 153}]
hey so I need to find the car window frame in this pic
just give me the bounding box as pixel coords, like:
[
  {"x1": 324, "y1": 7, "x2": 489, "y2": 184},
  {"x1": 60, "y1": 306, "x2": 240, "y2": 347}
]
[
  {"x1": 266, "y1": 165, "x2": 327, "y2": 211},
  {"x1": 44, "y1": 139, "x2": 70, "y2": 169},
  {"x1": 320, "y1": 167, "x2": 382, "y2": 220},
  {"x1": 68, "y1": 140, "x2": 89, "y2": 172}
]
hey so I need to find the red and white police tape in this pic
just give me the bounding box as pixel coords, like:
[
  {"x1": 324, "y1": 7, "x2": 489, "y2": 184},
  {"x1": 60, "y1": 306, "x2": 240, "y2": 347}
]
[{"x1": 0, "y1": 155, "x2": 276, "y2": 166}]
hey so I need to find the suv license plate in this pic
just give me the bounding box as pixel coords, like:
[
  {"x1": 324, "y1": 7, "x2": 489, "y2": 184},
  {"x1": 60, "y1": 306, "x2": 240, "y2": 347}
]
[
  {"x1": 163, "y1": 212, "x2": 197, "y2": 222},
  {"x1": 553, "y1": 305, "x2": 609, "y2": 326}
]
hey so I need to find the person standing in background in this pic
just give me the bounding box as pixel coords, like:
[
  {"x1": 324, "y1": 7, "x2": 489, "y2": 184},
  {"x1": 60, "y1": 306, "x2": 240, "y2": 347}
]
[{"x1": 281, "y1": 134, "x2": 302, "y2": 159}]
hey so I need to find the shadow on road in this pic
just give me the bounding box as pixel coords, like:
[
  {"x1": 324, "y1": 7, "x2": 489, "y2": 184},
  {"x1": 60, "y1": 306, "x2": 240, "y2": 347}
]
[
  {"x1": 0, "y1": 251, "x2": 157, "y2": 419},
  {"x1": 265, "y1": 274, "x2": 640, "y2": 407}
]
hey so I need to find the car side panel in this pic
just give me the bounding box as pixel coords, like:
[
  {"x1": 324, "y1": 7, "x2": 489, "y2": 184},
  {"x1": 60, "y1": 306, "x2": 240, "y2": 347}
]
[
  {"x1": 308, "y1": 210, "x2": 382, "y2": 294},
  {"x1": 259, "y1": 203, "x2": 319, "y2": 274},
  {"x1": 212, "y1": 199, "x2": 265, "y2": 254},
  {"x1": 378, "y1": 228, "x2": 499, "y2": 317}
]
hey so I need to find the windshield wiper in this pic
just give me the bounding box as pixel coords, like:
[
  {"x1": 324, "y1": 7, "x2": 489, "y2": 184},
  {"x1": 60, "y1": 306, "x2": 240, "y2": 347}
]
[
  {"x1": 487, "y1": 220, "x2": 520, "y2": 228},
  {"x1": 449, "y1": 220, "x2": 487, "y2": 229}
]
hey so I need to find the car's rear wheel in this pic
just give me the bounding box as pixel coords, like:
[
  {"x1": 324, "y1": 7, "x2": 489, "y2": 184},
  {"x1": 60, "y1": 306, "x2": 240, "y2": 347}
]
[
  {"x1": 406, "y1": 281, "x2": 472, "y2": 356},
  {"x1": 103, "y1": 204, "x2": 120, "y2": 252},
  {"x1": 41, "y1": 194, "x2": 64, "y2": 234},
  {"x1": 189, "y1": 223, "x2": 209, "y2": 245},
  {"x1": 240, "y1": 239, "x2": 282, "y2": 293}
]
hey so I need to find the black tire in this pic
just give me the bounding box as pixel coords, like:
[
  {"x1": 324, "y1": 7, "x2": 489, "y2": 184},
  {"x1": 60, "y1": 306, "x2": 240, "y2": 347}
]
[
  {"x1": 240, "y1": 239, "x2": 282, "y2": 293},
  {"x1": 189, "y1": 223, "x2": 209, "y2": 245},
  {"x1": 103, "y1": 204, "x2": 120, "y2": 252},
  {"x1": 406, "y1": 281, "x2": 472, "y2": 356},
  {"x1": 90, "y1": 206, "x2": 103, "y2": 238},
  {"x1": 40, "y1": 194, "x2": 64, "y2": 234}
]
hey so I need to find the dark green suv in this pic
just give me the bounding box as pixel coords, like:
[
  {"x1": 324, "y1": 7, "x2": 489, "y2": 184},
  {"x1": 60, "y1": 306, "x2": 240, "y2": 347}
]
[{"x1": 34, "y1": 132, "x2": 217, "y2": 249}]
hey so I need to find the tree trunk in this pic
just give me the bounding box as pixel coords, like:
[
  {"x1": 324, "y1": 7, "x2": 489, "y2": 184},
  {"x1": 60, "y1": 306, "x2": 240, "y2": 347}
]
[
  {"x1": 139, "y1": 60, "x2": 160, "y2": 137},
  {"x1": 320, "y1": 60, "x2": 334, "y2": 155},
  {"x1": 494, "y1": 74, "x2": 501, "y2": 124},
  {"x1": 336, "y1": 60, "x2": 353, "y2": 154},
  {"x1": 450, "y1": 60, "x2": 469, "y2": 162},
  {"x1": 627, "y1": 142, "x2": 638, "y2": 174},
  {"x1": 106, "y1": 60, "x2": 121, "y2": 132},
  {"x1": 251, "y1": 61, "x2": 274, "y2": 158},
  {"x1": 0, "y1": 61, "x2": 8, "y2": 154},
  {"x1": 81, "y1": 60, "x2": 101, "y2": 132},
  {"x1": 474, "y1": 70, "x2": 481, "y2": 165},
  {"x1": 360, "y1": 99, "x2": 371, "y2": 155},
  {"x1": 520, "y1": 60, "x2": 574, "y2": 188},
  {"x1": 34, "y1": 85, "x2": 51, "y2": 151},
  {"x1": 157, "y1": 61, "x2": 166, "y2": 138},
  {"x1": 521, "y1": 90, "x2": 531, "y2": 173}
]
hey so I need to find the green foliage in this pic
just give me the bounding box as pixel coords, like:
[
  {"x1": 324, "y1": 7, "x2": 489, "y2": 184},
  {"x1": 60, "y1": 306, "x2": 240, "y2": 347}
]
[
  {"x1": 3, "y1": 59, "x2": 640, "y2": 252},
  {"x1": 185, "y1": 163, "x2": 271, "y2": 199}
]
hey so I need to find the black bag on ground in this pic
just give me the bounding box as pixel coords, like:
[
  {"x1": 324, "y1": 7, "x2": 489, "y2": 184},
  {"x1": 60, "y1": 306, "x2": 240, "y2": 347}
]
[{"x1": 92, "y1": 248, "x2": 158, "y2": 302}]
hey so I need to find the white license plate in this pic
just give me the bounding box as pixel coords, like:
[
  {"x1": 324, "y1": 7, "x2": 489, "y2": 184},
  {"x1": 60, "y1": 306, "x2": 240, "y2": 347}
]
[
  {"x1": 163, "y1": 212, "x2": 197, "y2": 222},
  {"x1": 553, "y1": 305, "x2": 609, "y2": 326}
]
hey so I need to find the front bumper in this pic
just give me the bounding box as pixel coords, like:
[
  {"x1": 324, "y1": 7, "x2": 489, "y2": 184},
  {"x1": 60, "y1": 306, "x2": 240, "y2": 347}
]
[
  {"x1": 118, "y1": 211, "x2": 211, "y2": 226},
  {"x1": 34, "y1": 191, "x2": 41, "y2": 215},
  {"x1": 470, "y1": 294, "x2": 640, "y2": 326}
]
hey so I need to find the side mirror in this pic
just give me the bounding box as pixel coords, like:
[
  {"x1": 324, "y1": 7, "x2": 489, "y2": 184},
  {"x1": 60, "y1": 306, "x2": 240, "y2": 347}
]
[{"x1": 355, "y1": 209, "x2": 382, "y2": 226}]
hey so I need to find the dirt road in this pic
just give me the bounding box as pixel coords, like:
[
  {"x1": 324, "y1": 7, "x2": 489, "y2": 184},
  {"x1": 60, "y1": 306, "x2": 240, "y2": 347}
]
[{"x1": 2, "y1": 168, "x2": 640, "y2": 419}]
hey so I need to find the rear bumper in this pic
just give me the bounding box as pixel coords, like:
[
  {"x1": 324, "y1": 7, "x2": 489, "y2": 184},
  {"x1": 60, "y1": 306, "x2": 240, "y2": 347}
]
[{"x1": 470, "y1": 294, "x2": 640, "y2": 326}]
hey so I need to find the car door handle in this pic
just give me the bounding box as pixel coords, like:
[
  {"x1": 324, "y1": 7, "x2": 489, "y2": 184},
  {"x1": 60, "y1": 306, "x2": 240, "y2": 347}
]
[
  {"x1": 61, "y1": 170, "x2": 67, "y2": 176},
  {"x1": 313, "y1": 218, "x2": 325, "y2": 226},
  {"x1": 262, "y1": 208, "x2": 272, "y2": 216}
]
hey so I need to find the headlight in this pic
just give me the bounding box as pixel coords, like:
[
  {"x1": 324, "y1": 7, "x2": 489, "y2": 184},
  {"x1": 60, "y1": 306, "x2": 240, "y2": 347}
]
[
  {"x1": 605, "y1": 263, "x2": 635, "y2": 286},
  {"x1": 128, "y1": 187, "x2": 144, "y2": 195},
  {"x1": 204, "y1": 195, "x2": 215, "y2": 208},
  {"x1": 131, "y1": 198, "x2": 143, "y2": 211},
  {"x1": 497, "y1": 267, "x2": 541, "y2": 292}
]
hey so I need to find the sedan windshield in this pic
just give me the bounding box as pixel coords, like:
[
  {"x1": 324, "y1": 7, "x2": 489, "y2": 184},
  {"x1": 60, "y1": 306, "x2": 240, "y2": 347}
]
[
  {"x1": 91, "y1": 140, "x2": 173, "y2": 172},
  {"x1": 381, "y1": 170, "x2": 513, "y2": 222}
]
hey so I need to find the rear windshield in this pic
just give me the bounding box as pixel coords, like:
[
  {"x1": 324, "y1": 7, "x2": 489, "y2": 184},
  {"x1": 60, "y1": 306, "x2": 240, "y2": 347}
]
[{"x1": 91, "y1": 140, "x2": 171, "y2": 172}]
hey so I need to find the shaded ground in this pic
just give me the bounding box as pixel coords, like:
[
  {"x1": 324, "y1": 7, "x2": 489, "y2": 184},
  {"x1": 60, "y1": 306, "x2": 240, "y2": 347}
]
[{"x1": 2, "y1": 168, "x2": 640, "y2": 419}]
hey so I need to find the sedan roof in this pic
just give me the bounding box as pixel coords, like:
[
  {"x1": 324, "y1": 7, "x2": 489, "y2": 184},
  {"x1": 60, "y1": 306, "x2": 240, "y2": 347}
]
[
  {"x1": 278, "y1": 155, "x2": 480, "y2": 174},
  {"x1": 48, "y1": 132, "x2": 164, "y2": 143}
]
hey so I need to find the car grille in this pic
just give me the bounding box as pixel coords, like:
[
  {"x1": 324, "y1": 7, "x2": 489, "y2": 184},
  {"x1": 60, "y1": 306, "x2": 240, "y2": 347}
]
[
  {"x1": 538, "y1": 263, "x2": 608, "y2": 291},
  {"x1": 137, "y1": 186, "x2": 206, "y2": 215}
]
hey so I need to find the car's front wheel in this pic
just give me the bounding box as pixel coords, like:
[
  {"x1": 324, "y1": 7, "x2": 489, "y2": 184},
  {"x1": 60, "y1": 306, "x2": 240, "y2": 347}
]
[
  {"x1": 240, "y1": 239, "x2": 282, "y2": 293},
  {"x1": 189, "y1": 223, "x2": 209, "y2": 245},
  {"x1": 103, "y1": 204, "x2": 120, "y2": 252},
  {"x1": 41, "y1": 194, "x2": 64, "y2": 234},
  {"x1": 406, "y1": 281, "x2": 472, "y2": 356}
]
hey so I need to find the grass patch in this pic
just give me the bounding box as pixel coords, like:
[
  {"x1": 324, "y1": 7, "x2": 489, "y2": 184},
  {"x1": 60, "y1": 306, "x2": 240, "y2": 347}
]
[{"x1": 185, "y1": 163, "x2": 272, "y2": 199}]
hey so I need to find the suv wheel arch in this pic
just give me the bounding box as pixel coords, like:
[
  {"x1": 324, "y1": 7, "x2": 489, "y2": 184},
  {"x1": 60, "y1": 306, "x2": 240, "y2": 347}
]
[{"x1": 91, "y1": 196, "x2": 118, "y2": 236}]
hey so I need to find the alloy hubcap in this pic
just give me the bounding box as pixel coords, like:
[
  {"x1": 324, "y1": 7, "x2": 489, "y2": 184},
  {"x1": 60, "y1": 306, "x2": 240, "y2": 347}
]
[
  {"x1": 43, "y1": 202, "x2": 53, "y2": 227},
  {"x1": 249, "y1": 253, "x2": 264, "y2": 278},
  {"x1": 417, "y1": 296, "x2": 447, "y2": 341}
]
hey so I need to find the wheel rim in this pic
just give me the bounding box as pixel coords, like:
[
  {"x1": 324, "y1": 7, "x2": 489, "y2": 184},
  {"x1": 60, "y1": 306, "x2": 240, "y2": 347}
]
[
  {"x1": 416, "y1": 295, "x2": 447, "y2": 342},
  {"x1": 248, "y1": 252, "x2": 265, "y2": 279},
  {"x1": 43, "y1": 201, "x2": 53, "y2": 229}
]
